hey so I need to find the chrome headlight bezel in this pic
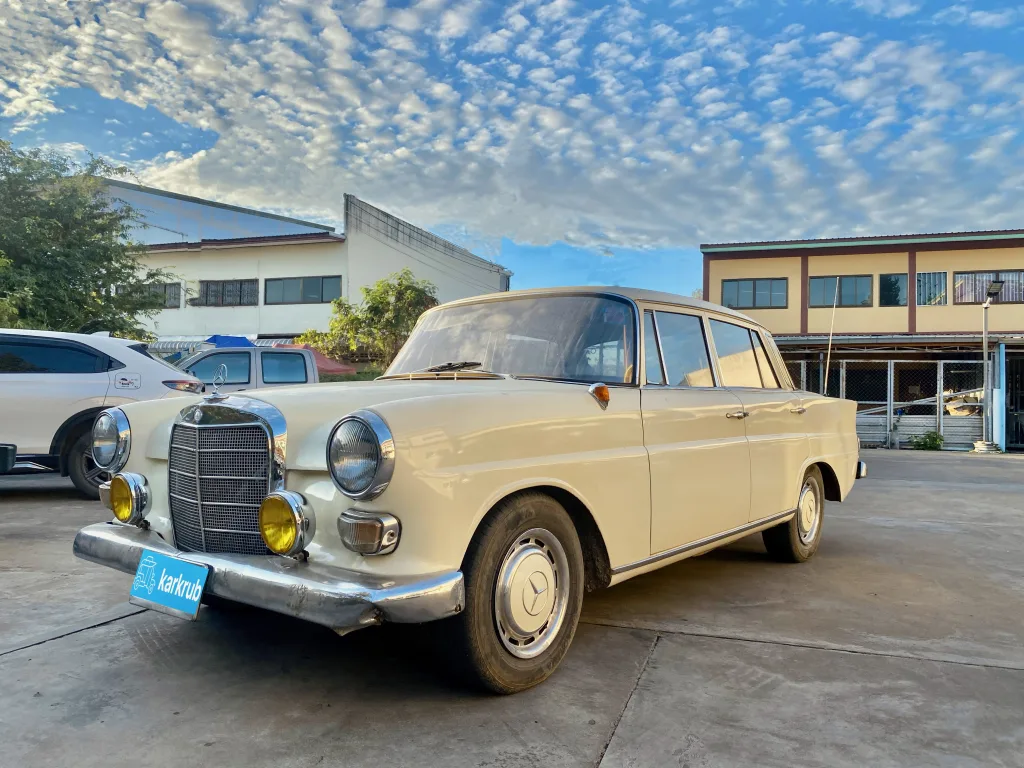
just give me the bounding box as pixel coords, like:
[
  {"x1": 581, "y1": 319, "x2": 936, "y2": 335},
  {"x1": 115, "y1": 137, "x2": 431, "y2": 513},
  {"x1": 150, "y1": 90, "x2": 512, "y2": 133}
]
[
  {"x1": 92, "y1": 408, "x2": 131, "y2": 473},
  {"x1": 326, "y1": 410, "x2": 395, "y2": 500}
]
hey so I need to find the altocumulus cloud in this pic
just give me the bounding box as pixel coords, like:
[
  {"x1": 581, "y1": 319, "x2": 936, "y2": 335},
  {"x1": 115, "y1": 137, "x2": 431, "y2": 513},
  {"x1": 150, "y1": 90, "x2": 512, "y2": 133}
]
[{"x1": 1, "y1": 0, "x2": 1023, "y2": 254}]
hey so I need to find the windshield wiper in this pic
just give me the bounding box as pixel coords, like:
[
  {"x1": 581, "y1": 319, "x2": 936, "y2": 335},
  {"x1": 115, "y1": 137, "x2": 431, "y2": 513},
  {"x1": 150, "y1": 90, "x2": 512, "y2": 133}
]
[{"x1": 422, "y1": 361, "x2": 483, "y2": 372}]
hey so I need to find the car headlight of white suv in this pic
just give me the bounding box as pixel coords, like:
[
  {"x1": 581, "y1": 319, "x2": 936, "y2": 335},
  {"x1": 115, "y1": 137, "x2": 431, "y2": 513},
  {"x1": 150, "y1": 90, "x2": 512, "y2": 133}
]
[
  {"x1": 92, "y1": 408, "x2": 131, "y2": 473},
  {"x1": 327, "y1": 410, "x2": 395, "y2": 500}
]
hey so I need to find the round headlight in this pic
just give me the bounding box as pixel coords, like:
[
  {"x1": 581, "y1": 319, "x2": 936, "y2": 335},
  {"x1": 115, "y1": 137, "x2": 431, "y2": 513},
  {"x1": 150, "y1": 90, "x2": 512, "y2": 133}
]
[
  {"x1": 327, "y1": 410, "x2": 395, "y2": 500},
  {"x1": 109, "y1": 472, "x2": 148, "y2": 525},
  {"x1": 92, "y1": 409, "x2": 130, "y2": 472}
]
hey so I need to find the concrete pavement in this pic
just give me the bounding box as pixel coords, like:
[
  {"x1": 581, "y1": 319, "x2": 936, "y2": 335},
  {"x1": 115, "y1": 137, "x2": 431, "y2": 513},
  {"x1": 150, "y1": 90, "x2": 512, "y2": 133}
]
[{"x1": 1, "y1": 453, "x2": 1022, "y2": 767}]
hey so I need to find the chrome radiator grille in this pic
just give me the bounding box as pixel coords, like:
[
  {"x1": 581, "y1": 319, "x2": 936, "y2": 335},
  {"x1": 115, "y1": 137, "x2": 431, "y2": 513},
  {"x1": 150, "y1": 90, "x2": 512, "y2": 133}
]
[{"x1": 168, "y1": 422, "x2": 272, "y2": 555}]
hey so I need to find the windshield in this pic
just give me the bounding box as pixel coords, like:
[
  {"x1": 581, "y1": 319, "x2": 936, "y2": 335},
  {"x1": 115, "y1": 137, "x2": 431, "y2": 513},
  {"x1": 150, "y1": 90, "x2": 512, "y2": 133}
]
[{"x1": 386, "y1": 294, "x2": 637, "y2": 384}]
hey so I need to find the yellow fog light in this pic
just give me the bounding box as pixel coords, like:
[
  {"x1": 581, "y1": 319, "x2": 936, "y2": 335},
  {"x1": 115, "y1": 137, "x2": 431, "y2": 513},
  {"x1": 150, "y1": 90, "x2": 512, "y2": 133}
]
[
  {"x1": 258, "y1": 491, "x2": 315, "y2": 556},
  {"x1": 109, "y1": 473, "x2": 148, "y2": 526}
]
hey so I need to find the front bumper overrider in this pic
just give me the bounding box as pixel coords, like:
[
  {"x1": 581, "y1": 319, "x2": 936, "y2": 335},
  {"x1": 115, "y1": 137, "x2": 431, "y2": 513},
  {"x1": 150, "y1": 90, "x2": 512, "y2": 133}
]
[{"x1": 73, "y1": 522, "x2": 464, "y2": 634}]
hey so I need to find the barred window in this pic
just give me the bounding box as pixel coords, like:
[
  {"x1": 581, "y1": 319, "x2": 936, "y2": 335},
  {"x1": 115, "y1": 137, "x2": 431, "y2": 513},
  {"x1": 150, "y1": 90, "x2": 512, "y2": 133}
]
[
  {"x1": 916, "y1": 272, "x2": 947, "y2": 306},
  {"x1": 954, "y1": 271, "x2": 1024, "y2": 304},
  {"x1": 195, "y1": 280, "x2": 259, "y2": 307}
]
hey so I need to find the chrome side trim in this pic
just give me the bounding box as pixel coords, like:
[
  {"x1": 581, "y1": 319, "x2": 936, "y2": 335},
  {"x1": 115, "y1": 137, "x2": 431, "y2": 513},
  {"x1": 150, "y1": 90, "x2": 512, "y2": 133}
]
[
  {"x1": 611, "y1": 509, "x2": 796, "y2": 575},
  {"x1": 73, "y1": 522, "x2": 464, "y2": 630}
]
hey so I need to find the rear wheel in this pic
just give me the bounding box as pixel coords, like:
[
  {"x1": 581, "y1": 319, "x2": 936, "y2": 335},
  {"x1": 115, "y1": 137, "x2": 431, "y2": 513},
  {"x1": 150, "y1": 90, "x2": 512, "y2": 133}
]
[
  {"x1": 67, "y1": 432, "x2": 108, "y2": 500},
  {"x1": 442, "y1": 492, "x2": 585, "y2": 694},
  {"x1": 763, "y1": 466, "x2": 824, "y2": 563}
]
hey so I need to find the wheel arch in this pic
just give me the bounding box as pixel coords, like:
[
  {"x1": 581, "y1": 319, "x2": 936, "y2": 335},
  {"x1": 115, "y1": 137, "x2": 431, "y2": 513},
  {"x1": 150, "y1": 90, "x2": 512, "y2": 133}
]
[
  {"x1": 471, "y1": 484, "x2": 613, "y2": 593},
  {"x1": 814, "y1": 461, "x2": 842, "y2": 502},
  {"x1": 49, "y1": 407, "x2": 104, "y2": 475}
]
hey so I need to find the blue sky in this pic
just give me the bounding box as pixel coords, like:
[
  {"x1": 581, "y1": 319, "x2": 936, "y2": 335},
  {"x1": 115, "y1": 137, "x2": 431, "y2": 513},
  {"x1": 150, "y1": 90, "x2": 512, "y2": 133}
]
[{"x1": 2, "y1": 0, "x2": 1023, "y2": 295}]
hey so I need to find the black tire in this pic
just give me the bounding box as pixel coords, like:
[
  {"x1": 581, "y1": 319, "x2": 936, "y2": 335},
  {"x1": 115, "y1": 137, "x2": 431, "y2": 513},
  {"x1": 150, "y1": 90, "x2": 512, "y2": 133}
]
[
  {"x1": 441, "y1": 492, "x2": 585, "y2": 694},
  {"x1": 67, "y1": 432, "x2": 109, "y2": 500},
  {"x1": 763, "y1": 465, "x2": 824, "y2": 563}
]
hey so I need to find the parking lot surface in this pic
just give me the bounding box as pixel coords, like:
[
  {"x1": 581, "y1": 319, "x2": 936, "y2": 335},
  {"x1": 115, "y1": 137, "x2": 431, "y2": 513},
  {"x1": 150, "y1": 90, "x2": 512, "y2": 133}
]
[{"x1": 1, "y1": 452, "x2": 1022, "y2": 767}]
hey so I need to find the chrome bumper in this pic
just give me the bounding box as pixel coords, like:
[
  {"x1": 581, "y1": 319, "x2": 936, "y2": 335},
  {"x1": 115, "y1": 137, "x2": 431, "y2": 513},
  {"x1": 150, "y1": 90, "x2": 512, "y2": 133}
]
[
  {"x1": 73, "y1": 523, "x2": 464, "y2": 633},
  {"x1": 856, "y1": 460, "x2": 868, "y2": 479}
]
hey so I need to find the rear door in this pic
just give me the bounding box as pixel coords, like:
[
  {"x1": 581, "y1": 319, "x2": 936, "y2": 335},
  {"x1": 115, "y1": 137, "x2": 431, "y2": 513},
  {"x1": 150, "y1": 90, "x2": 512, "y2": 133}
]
[
  {"x1": 258, "y1": 350, "x2": 310, "y2": 387},
  {"x1": 642, "y1": 308, "x2": 751, "y2": 554},
  {"x1": 706, "y1": 319, "x2": 808, "y2": 523},
  {"x1": 183, "y1": 351, "x2": 254, "y2": 393},
  {"x1": 0, "y1": 336, "x2": 111, "y2": 455}
]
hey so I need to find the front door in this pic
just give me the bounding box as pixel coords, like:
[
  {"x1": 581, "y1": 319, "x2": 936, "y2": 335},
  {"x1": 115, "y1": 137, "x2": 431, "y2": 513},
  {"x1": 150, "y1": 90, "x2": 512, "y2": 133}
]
[
  {"x1": 642, "y1": 309, "x2": 751, "y2": 554},
  {"x1": 706, "y1": 319, "x2": 808, "y2": 522},
  {"x1": 1006, "y1": 354, "x2": 1024, "y2": 450}
]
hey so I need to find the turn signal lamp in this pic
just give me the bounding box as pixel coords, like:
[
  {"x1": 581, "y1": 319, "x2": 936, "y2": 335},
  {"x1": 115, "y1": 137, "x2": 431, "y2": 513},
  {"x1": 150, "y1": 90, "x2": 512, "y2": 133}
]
[
  {"x1": 258, "y1": 491, "x2": 316, "y2": 556},
  {"x1": 588, "y1": 382, "x2": 610, "y2": 410}
]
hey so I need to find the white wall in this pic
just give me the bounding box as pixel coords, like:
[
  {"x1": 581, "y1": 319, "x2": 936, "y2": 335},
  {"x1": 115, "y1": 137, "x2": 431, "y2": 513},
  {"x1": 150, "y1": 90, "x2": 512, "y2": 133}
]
[{"x1": 140, "y1": 240, "x2": 347, "y2": 337}]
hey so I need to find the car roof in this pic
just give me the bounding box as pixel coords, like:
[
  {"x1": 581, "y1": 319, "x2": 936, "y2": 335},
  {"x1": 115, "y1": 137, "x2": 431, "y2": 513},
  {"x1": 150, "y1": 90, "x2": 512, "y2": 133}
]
[
  {"x1": 435, "y1": 286, "x2": 760, "y2": 327},
  {"x1": 0, "y1": 328, "x2": 144, "y2": 350}
]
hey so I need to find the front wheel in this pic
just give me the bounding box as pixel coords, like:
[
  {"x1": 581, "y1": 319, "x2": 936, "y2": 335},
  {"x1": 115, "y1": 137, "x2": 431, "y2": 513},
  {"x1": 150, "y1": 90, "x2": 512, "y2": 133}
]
[
  {"x1": 442, "y1": 492, "x2": 585, "y2": 694},
  {"x1": 763, "y1": 466, "x2": 824, "y2": 563},
  {"x1": 67, "y1": 432, "x2": 109, "y2": 500}
]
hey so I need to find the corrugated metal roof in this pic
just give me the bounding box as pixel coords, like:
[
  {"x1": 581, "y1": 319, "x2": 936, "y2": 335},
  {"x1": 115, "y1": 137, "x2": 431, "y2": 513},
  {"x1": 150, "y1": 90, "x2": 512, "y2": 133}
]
[
  {"x1": 702, "y1": 229, "x2": 1024, "y2": 253},
  {"x1": 147, "y1": 232, "x2": 345, "y2": 251}
]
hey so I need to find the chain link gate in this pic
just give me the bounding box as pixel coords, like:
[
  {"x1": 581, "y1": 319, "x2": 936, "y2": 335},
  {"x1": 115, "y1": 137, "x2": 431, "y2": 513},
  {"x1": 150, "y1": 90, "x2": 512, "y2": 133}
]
[{"x1": 785, "y1": 357, "x2": 987, "y2": 449}]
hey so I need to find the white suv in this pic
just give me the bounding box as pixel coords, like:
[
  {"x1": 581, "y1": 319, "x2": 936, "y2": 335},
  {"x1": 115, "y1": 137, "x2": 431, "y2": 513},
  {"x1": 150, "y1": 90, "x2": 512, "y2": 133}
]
[{"x1": 0, "y1": 329, "x2": 201, "y2": 498}]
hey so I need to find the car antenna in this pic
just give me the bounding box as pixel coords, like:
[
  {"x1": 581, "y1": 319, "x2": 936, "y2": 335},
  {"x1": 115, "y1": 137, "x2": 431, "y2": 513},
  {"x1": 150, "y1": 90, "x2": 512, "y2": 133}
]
[{"x1": 823, "y1": 279, "x2": 839, "y2": 395}]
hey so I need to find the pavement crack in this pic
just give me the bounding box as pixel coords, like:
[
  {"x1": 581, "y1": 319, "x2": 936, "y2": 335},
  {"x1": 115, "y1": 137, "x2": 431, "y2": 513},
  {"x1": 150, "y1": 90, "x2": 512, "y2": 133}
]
[
  {"x1": 0, "y1": 605, "x2": 146, "y2": 658},
  {"x1": 595, "y1": 632, "x2": 660, "y2": 767},
  {"x1": 580, "y1": 617, "x2": 1024, "y2": 672}
]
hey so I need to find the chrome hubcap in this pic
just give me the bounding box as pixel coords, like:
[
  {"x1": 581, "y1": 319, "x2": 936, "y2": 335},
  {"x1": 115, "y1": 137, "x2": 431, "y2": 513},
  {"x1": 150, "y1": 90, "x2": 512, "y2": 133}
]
[
  {"x1": 494, "y1": 528, "x2": 569, "y2": 659},
  {"x1": 797, "y1": 480, "x2": 820, "y2": 545}
]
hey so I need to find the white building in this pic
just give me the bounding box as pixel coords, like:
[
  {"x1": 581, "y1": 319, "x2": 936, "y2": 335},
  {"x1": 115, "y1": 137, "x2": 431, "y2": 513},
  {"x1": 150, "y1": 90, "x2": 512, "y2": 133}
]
[{"x1": 111, "y1": 183, "x2": 511, "y2": 348}]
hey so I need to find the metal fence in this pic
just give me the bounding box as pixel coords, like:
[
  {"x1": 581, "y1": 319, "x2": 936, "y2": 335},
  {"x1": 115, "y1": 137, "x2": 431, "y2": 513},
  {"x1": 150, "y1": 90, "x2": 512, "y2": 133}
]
[{"x1": 785, "y1": 359, "x2": 986, "y2": 449}]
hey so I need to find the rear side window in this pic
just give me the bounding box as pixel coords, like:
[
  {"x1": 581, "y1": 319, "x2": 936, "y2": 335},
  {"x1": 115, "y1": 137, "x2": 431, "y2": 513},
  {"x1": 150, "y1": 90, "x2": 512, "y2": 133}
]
[
  {"x1": 186, "y1": 352, "x2": 251, "y2": 384},
  {"x1": 750, "y1": 332, "x2": 780, "y2": 389},
  {"x1": 261, "y1": 352, "x2": 308, "y2": 384},
  {"x1": 655, "y1": 312, "x2": 715, "y2": 387},
  {"x1": 0, "y1": 341, "x2": 105, "y2": 374},
  {"x1": 708, "y1": 320, "x2": 762, "y2": 388}
]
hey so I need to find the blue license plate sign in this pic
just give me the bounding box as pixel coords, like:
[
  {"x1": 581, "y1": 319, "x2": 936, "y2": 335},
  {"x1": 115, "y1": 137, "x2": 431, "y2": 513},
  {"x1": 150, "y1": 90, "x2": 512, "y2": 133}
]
[{"x1": 129, "y1": 549, "x2": 209, "y2": 621}]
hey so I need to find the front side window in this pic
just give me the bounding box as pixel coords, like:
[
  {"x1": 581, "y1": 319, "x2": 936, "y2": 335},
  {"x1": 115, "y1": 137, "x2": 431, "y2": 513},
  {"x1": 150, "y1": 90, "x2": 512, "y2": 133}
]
[
  {"x1": 261, "y1": 352, "x2": 308, "y2": 384},
  {"x1": 0, "y1": 341, "x2": 105, "y2": 374},
  {"x1": 709, "y1": 320, "x2": 763, "y2": 388},
  {"x1": 643, "y1": 311, "x2": 665, "y2": 385},
  {"x1": 917, "y1": 272, "x2": 947, "y2": 306},
  {"x1": 954, "y1": 271, "x2": 1024, "y2": 304},
  {"x1": 185, "y1": 352, "x2": 251, "y2": 384},
  {"x1": 265, "y1": 276, "x2": 342, "y2": 305},
  {"x1": 385, "y1": 295, "x2": 636, "y2": 384},
  {"x1": 195, "y1": 280, "x2": 259, "y2": 307},
  {"x1": 721, "y1": 278, "x2": 787, "y2": 309},
  {"x1": 879, "y1": 274, "x2": 908, "y2": 307},
  {"x1": 809, "y1": 275, "x2": 872, "y2": 307},
  {"x1": 655, "y1": 312, "x2": 715, "y2": 387}
]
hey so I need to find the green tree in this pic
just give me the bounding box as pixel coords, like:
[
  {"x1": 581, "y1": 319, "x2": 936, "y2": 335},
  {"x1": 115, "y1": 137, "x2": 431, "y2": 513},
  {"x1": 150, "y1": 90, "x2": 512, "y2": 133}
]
[
  {"x1": 0, "y1": 140, "x2": 171, "y2": 336},
  {"x1": 297, "y1": 268, "x2": 438, "y2": 368}
]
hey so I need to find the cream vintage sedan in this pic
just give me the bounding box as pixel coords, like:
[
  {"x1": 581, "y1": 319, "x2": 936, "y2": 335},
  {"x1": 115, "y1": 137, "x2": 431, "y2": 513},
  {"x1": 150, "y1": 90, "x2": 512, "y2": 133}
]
[{"x1": 74, "y1": 287, "x2": 864, "y2": 693}]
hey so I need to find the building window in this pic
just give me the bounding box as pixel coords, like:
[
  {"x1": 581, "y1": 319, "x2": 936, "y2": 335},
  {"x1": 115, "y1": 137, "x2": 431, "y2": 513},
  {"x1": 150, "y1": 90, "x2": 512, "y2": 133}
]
[
  {"x1": 149, "y1": 282, "x2": 181, "y2": 309},
  {"x1": 808, "y1": 275, "x2": 872, "y2": 307},
  {"x1": 194, "y1": 280, "x2": 259, "y2": 307},
  {"x1": 721, "y1": 278, "x2": 787, "y2": 309},
  {"x1": 954, "y1": 271, "x2": 1024, "y2": 304},
  {"x1": 917, "y1": 272, "x2": 947, "y2": 306},
  {"x1": 265, "y1": 276, "x2": 342, "y2": 305},
  {"x1": 879, "y1": 274, "x2": 908, "y2": 307}
]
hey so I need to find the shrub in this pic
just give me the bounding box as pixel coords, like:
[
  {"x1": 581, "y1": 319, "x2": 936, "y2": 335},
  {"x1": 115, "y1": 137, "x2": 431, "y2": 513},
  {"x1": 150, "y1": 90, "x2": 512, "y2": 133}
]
[{"x1": 909, "y1": 431, "x2": 944, "y2": 450}]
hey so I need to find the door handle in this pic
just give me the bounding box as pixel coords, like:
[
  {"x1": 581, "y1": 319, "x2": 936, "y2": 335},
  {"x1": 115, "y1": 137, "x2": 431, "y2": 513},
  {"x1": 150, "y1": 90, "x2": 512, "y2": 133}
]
[
  {"x1": 726, "y1": 410, "x2": 749, "y2": 419},
  {"x1": 790, "y1": 407, "x2": 807, "y2": 414}
]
